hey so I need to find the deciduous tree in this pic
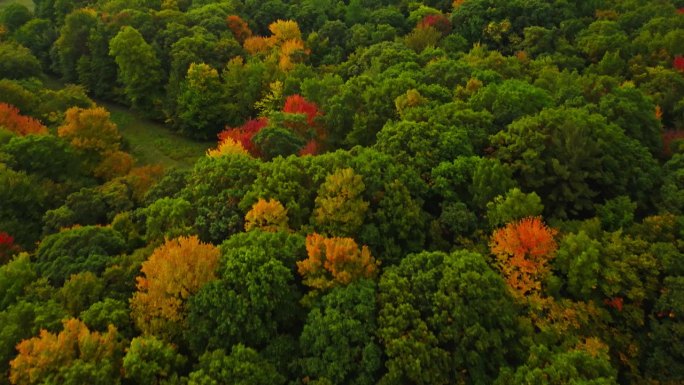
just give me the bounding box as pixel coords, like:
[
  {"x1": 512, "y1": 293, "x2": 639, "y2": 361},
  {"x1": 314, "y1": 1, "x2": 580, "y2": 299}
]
[
  {"x1": 0, "y1": 104, "x2": 48, "y2": 136},
  {"x1": 9, "y1": 319, "x2": 122, "y2": 385},
  {"x1": 130, "y1": 235, "x2": 219, "y2": 341},
  {"x1": 297, "y1": 233, "x2": 378, "y2": 290},
  {"x1": 244, "y1": 198, "x2": 289, "y2": 232}
]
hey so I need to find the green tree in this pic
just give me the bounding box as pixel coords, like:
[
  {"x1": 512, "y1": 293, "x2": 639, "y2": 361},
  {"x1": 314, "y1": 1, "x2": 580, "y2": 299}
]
[
  {"x1": 57, "y1": 271, "x2": 104, "y2": 316},
  {"x1": 598, "y1": 86, "x2": 662, "y2": 155},
  {"x1": 185, "y1": 233, "x2": 302, "y2": 355},
  {"x1": 469, "y1": 79, "x2": 553, "y2": 127},
  {"x1": 143, "y1": 197, "x2": 194, "y2": 242},
  {"x1": 13, "y1": 19, "x2": 56, "y2": 68},
  {"x1": 312, "y1": 168, "x2": 369, "y2": 237},
  {"x1": 486, "y1": 188, "x2": 543, "y2": 228},
  {"x1": 375, "y1": 120, "x2": 473, "y2": 176},
  {"x1": 576, "y1": 20, "x2": 629, "y2": 62},
  {"x1": 123, "y1": 336, "x2": 186, "y2": 385},
  {"x1": 0, "y1": 42, "x2": 41, "y2": 80},
  {"x1": 495, "y1": 344, "x2": 617, "y2": 385},
  {"x1": 187, "y1": 345, "x2": 285, "y2": 385},
  {"x1": 300, "y1": 279, "x2": 381, "y2": 385},
  {"x1": 175, "y1": 63, "x2": 225, "y2": 140},
  {"x1": 34, "y1": 226, "x2": 126, "y2": 285},
  {"x1": 109, "y1": 26, "x2": 163, "y2": 114},
  {"x1": 0, "y1": 4, "x2": 31, "y2": 32},
  {"x1": 493, "y1": 107, "x2": 659, "y2": 218},
  {"x1": 2, "y1": 135, "x2": 81, "y2": 182},
  {"x1": 181, "y1": 154, "x2": 259, "y2": 243},
  {"x1": 52, "y1": 9, "x2": 97, "y2": 82},
  {"x1": 378, "y1": 250, "x2": 523, "y2": 385}
]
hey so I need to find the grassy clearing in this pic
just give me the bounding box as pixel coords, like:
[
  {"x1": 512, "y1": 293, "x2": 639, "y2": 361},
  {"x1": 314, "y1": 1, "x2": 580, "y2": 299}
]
[
  {"x1": 44, "y1": 76, "x2": 211, "y2": 169},
  {"x1": 0, "y1": 0, "x2": 34, "y2": 11},
  {"x1": 100, "y1": 101, "x2": 212, "y2": 170}
]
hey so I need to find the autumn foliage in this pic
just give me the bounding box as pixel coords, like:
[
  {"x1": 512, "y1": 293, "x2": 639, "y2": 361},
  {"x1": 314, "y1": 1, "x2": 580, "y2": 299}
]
[
  {"x1": 418, "y1": 14, "x2": 452, "y2": 35},
  {"x1": 130, "y1": 236, "x2": 220, "y2": 340},
  {"x1": 217, "y1": 118, "x2": 267, "y2": 156},
  {"x1": 242, "y1": 20, "x2": 309, "y2": 71},
  {"x1": 57, "y1": 106, "x2": 122, "y2": 155},
  {"x1": 0, "y1": 231, "x2": 18, "y2": 264},
  {"x1": 244, "y1": 198, "x2": 289, "y2": 232},
  {"x1": 674, "y1": 56, "x2": 684, "y2": 72},
  {"x1": 297, "y1": 233, "x2": 379, "y2": 290},
  {"x1": 0, "y1": 103, "x2": 48, "y2": 136},
  {"x1": 226, "y1": 15, "x2": 252, "y2": 43},
  {"x1": 283, "y1": 94, "x2": 321, "y2": 127},
  {"x1": 9, "y1": 319, "x2": 121, "y2": 385},
  {"x1": 490, "y1": 217, "x2": 558, "y2": 296},
  {"x1": 206, "y1": 137, "x2": 250, "y2": 158}
]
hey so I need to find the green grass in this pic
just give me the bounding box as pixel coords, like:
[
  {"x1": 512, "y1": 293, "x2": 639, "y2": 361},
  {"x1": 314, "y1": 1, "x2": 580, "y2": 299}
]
[
  {"x1": 0, "y1": 0, "x2": 34, "y2": 11},
  {"x1": 100, "y1": 101, "x2": 212, "y2": 170},
  {"x1": 43, "y1": 77, "x2": 211, "y2": 170}
]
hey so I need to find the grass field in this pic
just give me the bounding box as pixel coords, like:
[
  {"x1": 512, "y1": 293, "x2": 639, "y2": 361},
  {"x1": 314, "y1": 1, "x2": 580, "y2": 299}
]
[
  {"x1": 43, "y1": 77, "x2": 211, "y2": 169},
  {"x1": 101, "y1": 101, "x2": 212, "y2": 170},
  {"x1": 0, "y1": 0, "x2": 34, "y2": 10}
]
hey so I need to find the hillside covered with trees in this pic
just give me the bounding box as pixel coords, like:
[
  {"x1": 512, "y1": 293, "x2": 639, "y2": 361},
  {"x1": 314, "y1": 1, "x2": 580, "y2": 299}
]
[{"x1": 1, "y1": 0, "x2": 684, "y2": 384}]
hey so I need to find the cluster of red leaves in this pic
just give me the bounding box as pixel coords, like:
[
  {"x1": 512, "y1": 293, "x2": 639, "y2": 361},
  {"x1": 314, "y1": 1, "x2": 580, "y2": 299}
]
[
  {"x1": 216, "y1": 94, "x2": 324, "y2": 158},
  {"x1": 604, "y1": 297, "x2": 624, "y2": 312},
  {"x1": 217, "y1": 117, "x2": 268, "y2": 157},
  {"x1": 674, "y1": 56, "x2": 684, "y2": 72},
  {"x1": 226, "y1": 15, "x2": 252, "y2": 43},
  {"x1": 0, "y1": 232, "x2": 18, "y2": 264},
  {"x1": 299, "y1": 139, "x2": 319, "y2": 156},
  {"x1": 663, "y1": 129, "x2": 684, "y2": 156},
  {"x1": 677, "y1": 8, "x2": 684, "y2": 15},
  {"x1": 490, "y1": 217, "x2": 558, "y2": 296},
  {"x1": 283, "y1": 94, "x2": 321, "y2": 127},
  {"x1": 0, "y1": 103, "x2": 48, "y2": 136},
  {"x1": 418, "y1": 14, "x2": 452, "y2": 35}
]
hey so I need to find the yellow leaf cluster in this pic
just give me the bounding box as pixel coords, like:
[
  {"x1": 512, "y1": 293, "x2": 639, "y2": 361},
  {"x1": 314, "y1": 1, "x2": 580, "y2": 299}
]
[
  {"x1": 269, "y1": 19, "x2": 302, "y2": 44},
  {"x1": 206, "y1": 137, "x2": 250, "y2": 158},
  {"x1": 244, "y1": 198, "x2": 289, "y2": 232},
  {"x1": 297, "y1": 233, "x2": 379, "y2": 290},
  {"x1": 10, "y1": 319, "x2": 119, "y2": 385},
  {"x1": 57, "y1": 106, "x2": 122, "y2": 155},
  {"x1": 130, "y1": 236, "x2": 220, "y2": 339}
]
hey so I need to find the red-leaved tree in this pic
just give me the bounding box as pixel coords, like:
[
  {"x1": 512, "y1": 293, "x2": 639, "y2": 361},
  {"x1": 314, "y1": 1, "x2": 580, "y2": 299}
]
[
  {"x1": 0, "y1": 103, "x2": 48, "y2": 136},
  {"x1": 418, "y1": 14, "x2": 452, "y2": 35},
  {"x1": 0, "y1": 232, "x2": 19, "y2": 265},
  {"x1": 217, "y1": 117, "x2": 268, "y2": 157},
  {"x1": 674, "y1": 56, "x2": 684, "y2": 72},
  {"x1": 226, "y1": 15, "x2": 252, "y2": 43}
]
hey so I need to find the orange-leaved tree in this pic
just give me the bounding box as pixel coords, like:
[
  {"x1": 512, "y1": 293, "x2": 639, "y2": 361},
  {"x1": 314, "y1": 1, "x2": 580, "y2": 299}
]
[
  {"x1": 57, "y1": 106, "x2": 121, "y2": 155},
  {"x1": 244, "y1": 198, "x2": 289, "y2": 232},
  {"x1": 242, "y1": 20, "x2": 309, "y2": 71},
  {"x1": 490, "y1": 216, "x2": 558, "y2": 297},
  {"x1": 0, "y1": 103, "x2": 48, "y2": 136},
  {"x1": 130, "y1": 235, "x2": 220, "y2": 341},
  {"x1": 9, "y1": 319, "x2": 121, "y2": 385},
  {"x1": 297, "y1": 233, "x2": 379, "y2": 290},
  {"x1": 226, "y1": 15, "x2": 252, "y2": 43}
]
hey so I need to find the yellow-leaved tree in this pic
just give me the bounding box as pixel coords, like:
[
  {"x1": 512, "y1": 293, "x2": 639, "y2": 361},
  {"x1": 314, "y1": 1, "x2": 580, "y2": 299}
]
[
  {"x1": 297, "y1": 233, "x2": 379, "y2": 290},
  {"x1": 130, "y1": 235, "x2": 220, "y2": 341},
  {"x1": 244, "y1": 198, "x2": 289, "y2": 232},
  {"x1": 10, "y1": 319, "x2": 121, "y2": 385}
]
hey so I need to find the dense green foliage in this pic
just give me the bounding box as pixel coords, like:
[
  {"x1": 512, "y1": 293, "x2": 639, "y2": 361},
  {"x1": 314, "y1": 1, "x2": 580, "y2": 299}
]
[{"x1": 0, "y1": 0, "x2": 683, "y2": 384}]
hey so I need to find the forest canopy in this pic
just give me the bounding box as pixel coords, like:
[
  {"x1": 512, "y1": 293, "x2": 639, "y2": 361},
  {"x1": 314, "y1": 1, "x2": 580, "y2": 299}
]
[{"x1": 1, "y1": 0, "x2": 684, "y2": 384}]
